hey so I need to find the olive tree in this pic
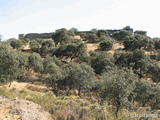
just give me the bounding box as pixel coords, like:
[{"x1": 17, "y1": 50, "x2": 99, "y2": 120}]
[
  {"x1": 43, "y1": 56, "x2": 63, "y2": 89},
  {"x1": 16, "y1": 51, "x2": 28, "y2": 79},
  {"x1": 27, "y1": 53, "x2": 43, "y2": 73},
  {"x1": 114, "y1": 50, "x2": 151, "y2": 79},
  {"x1": 57, "y1": 62, "x2": 95, "y2": 97},
  {"x1": 79, "y1": 33, "x2": 87, "y2": 40},
  {"x1": 147, "y1": 61, "x2": 160, "y2": 83},
  {"x1": 99, "y1": 39, "x2": 114, "y2": 51},
  {"x1": 153, "y1": 38, "x2": 160, "y2": 50},
  {"x1": 132, "y1": 49, "x2": 150, "y2": 78},
  {"x1": 114, "y1": 51, "x2": 133, "y2": 68},
  {"x1": 0, "y1": 43, "x2": 20, "y2": 85},
  {"x1": 134, "y1": 34, "x2": 152, "y2": 50},
  {"x1": 150, "y1": 85, "x2": 160, "y2": 110},
  {"x1": 52, "y1": 28, "x2": 71, "y2": 46},
  {"x1": 90, "y1": 51, "x2": 114, "y2": 74},
  {"x1": 50, "y1": 55, "x2": 63, "y2": 67},
  {"x1": 54, "y1": 42, "x2": 87, "y2": 61},
  {"x1": 123, "y1": 34, "x2": 153, "y2": 51},
  {"x1": 98, "y1": 68, "x2": 138, "y2": 117},
  {"x1": 134, "y1": 30, "x2": 147, "y2": 36},
  {"x1": 97, "y1": 30, "x2": 108, "y2": 38},
  {"x1": 99, "y1": 35, "x2": 112, "y2": 42},
  {"x1": 87, "y1": 33, "x2": 97, "y2": 43},
  {"x1": 68, "y1": 27, "x2": 78, "y2": 35},
  {"x1": 10, "y1": 40, "x2": 24, "y2": 50},
  {"x1": 113, "y1": 30, "x2": 133, "y2": 41},
  {"x1": 43, "y1": 61, "x2": 64, "y2": 89},
  {"x1": 133, "y1": 80, "x2": 152, "y2": 107},
  {"x1": 43, "y1": 56, "x2": 63, "y2": 73},
  {"x1": 40, "y1": 40, "x2": 55, "y2": 56},
  {"x1": 156, "y1": 51, "x2": 160, "y2": 61},
  {"x1": 30, "y1": 40, "x2": 41, "y2": 53},
  {"x1": 36, "y1": 38, "x2": 45, "y2": 44},
  {"x1": 42, "y1": 40, "x2": 55, "y2": 48}
]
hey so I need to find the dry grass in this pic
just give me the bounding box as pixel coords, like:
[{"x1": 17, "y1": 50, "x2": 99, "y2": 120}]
[
  {"x1": 5, "y1": 81, "x2": 28, "y2": 91},
  {"x1": 86, "y1": 42, "x2": 99, "y2": 51},
  {"x1": 71, "y1": 35, "x2": 81, "y2": 39},
  {"x1": 25, "y1": 70, "x2": 38, "y2": 76},
  {"x1": 86, "y1": 42, "x2": 124, "y2": 54},
  {"x1": 26, "y1": 84, "x2": 49, "y2": 93},
  {"x1": 23, "y1": 43, "x2": 30, "y2": 50},
  {"x1": 4, "y1": 81, "x2": 48, "y2": 93},
  {"x1": 145, "y1": 51, "x2": 158, "y2": 56},
  {"x1": 108, "y1": 43, "x2": 124, "y2": 54}
]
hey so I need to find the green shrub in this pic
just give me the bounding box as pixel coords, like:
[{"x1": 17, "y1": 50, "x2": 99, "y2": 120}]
[
  {"x1": 30, "y1": 40, "x2": 40, "y2": 53},
  {"x1": 10, "y1": 40, "x2": 23, "y2": 50},
  {"x1": 99, "y1": 40, "x2": 114, "y2": 51}
]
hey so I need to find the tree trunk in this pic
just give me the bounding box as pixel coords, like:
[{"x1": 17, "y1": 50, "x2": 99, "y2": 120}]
[
  {"x1": 151, "y1": 103, "x2": 156, "y2": 110},
  {"x1": 115, "y1": 100, "x2": 121, "y2": 118},
  {"x1": 78, "y1": 87, "x2": 81, "y2": 98},
  {"x1": 9, "y1": 81, "x2": 12, "y2": 88},
  {"x1": 70, "y1": 57, "x2": 75, "y2": 62},
  {"x1": 142, "y1": 101, "x2": 146, "y2": 107},
  {"x1": 66, "y1": 88, "x2": 70, "y2": 96}
]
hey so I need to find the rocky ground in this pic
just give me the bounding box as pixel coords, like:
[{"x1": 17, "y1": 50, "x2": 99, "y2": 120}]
[{"x1": 0, "y1": 96, "x2": 52, "y2": 120}]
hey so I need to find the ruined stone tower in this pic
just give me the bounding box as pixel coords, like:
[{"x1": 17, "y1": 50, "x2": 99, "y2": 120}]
[{"x1": 19, "y1": 34, "x2": 25, "y2": 40}]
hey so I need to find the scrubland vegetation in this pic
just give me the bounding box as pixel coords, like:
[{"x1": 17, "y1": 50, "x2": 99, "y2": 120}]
[{"x1": 0, "y1": 26, "x2": 160, "y2": 119}]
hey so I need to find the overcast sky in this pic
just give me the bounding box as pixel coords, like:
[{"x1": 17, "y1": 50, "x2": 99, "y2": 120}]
[{"x1": 0, "y1": 0, "x2": 160, "y2": 40}]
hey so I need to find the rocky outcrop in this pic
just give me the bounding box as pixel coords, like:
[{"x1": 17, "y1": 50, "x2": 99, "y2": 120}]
[{"x1": 0, "y1": 96, "x2": 52, "y2": 120}]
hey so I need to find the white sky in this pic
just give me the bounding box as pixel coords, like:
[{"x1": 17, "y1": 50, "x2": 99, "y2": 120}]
[{"x1": 0, "y1": 0, "x2": 160, "y2": 40}]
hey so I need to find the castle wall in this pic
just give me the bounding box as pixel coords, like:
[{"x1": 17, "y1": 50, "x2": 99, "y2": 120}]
[
  {"x1": 19, "y1": 28, "x2": 133, "y2": 40},
  {"x1": 19, "y1": 33, "x2": 53, "y2": 40},
  {"x1": 24, "y1": 33, "x2": 53, "y2": 40}
]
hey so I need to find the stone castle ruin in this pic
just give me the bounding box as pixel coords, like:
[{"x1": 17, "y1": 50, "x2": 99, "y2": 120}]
[
  {"x1": 19, "y1": 33, "x2": 53, "y2": 40},
  {"x1": 19, "y1": 27, "x2": 133, "y2": 40}
]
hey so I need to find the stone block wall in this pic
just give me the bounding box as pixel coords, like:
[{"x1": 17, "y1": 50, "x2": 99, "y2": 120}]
[{"x1": 19, "y1": 28, "x2": 133, "y2": 40}]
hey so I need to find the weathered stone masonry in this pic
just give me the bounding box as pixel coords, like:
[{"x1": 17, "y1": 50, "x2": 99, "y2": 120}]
[
  {"x1": 19, "y1": 28, "x2": 133, "y2": 40},
  {"x1": 19, "y1": 33, "x2": 53, "y2": 40}
]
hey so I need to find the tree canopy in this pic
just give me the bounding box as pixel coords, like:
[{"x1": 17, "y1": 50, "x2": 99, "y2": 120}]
[
  {"x1": 0, "y1": 43, "x2": 25, "y2": 84},
  {"x1": 113, "y1": 30, "x2": 133, "y2": 41},
  {"x1": 10, "y1": 40, "x2": 24, "y2": 50},
  {"x1": 52, "y1": 28, "x2": 72, "y2": 46},
  {"x1": 53, "y1": 42, "x2": 87, "y2": 61},
  {"x1": 28, "y1": 53, "x2": 44, "y2": 73},
  {"x1": 57, "y1": 62, "x2": 95, "y2": 96},
  {"x1": 98, "y1": 68, "x2": 138, "y2": 116}
]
